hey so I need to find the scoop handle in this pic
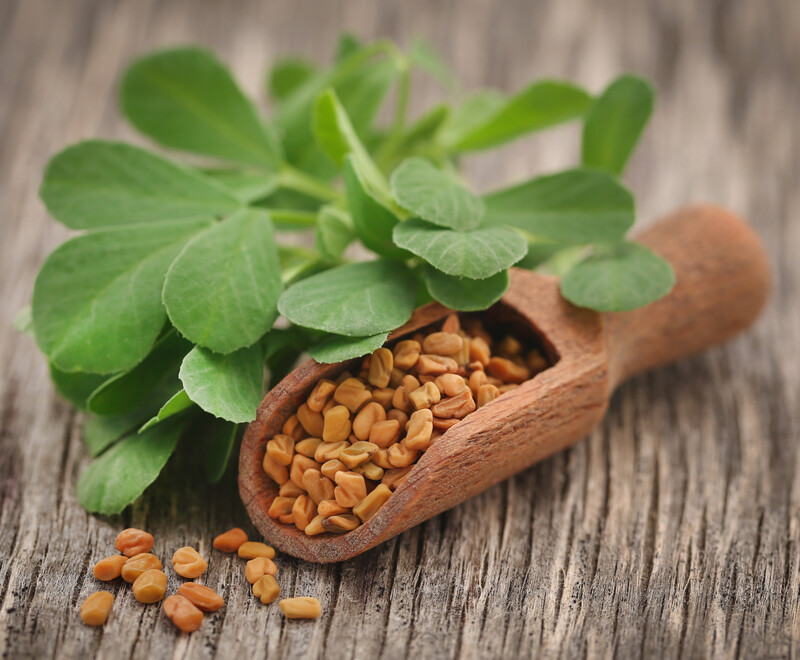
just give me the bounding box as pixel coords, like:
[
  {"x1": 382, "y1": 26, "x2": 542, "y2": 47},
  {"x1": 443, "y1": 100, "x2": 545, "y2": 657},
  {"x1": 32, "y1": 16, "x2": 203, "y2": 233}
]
[{"x1": 604, "y1": 204, "x2": 771, "y2": 387}]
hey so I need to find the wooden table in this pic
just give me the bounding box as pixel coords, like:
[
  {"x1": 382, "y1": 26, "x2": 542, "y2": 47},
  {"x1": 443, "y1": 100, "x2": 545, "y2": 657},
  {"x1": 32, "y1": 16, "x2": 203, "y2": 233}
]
[{"x1": 1, "y1": 0, "x2": 798, "y2": 657}]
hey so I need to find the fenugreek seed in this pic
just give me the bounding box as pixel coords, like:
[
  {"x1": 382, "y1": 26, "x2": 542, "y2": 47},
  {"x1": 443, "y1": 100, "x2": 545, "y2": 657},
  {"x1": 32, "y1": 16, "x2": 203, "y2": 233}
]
[
  {"x1": 388, "y1": 442, "x2": 420, "y2": 468},
  {"x1": 245, "y1": 556, "x2": 277, "y2": 584},
  {"x1": 464, "y1": 319, "x2": 492, "y2": 343},
  {"x1": 314, "y1": 440, "x2": 349, "y2": 463},
  {"x1": 334, "y1": 471, "x2": 367, "y2": 508},
  {"x1": 266, "y1": 434, "x2": 295, "y2": 466},
  {"x1": 322, "y1": 398, "x2": 336, "y2": 414},
  {"x1": 416, "y1": 354, "x2": 458, "y2": 375},
  {"x1": 393, "y1": 339, "x2": 421, "y2": 370},
  {"x1": 401, "y1": 374, "x2": 420, "y2": 392},
  {"x1": 268, "y1": 496, "x2": 297, "y2": 519},
  {"x1": 295, "y1": 437, "x2": 322, "y2": 458},
  {"x1": 371, "y1": 387, "x2": 395, "y2": 410},
  {"x1": 368, "y1": 348, "x2": 393, "y2": 388},
  {"x1": 320, "y1": 459, "x2": 347, "y2": 481},
  {"x1": 469, "y1": 336, "x2": 491, "y2": 366},
  {"x1": 115, "y1": 528, "x2": 154, "y2": 557},
  {"x1": 121, "y1": 553, "x2": 162, "y2": 583},
  {"x1": 408, "y1": 382, "x2": 441, "y2": 410},
  {"x1": 213, "y1": 527, "x2": 248, "y2": 553},
  {"x1": 435, "y1": 373, "x2": 469, "y2": 397},
  {"x1": 279, "y1": 480, "x2": 306, "y2": 497},
  {"x1": 441, "y1": 313, "x2": 461, "y2": 334},
  {"x1": 468, "y1": 360, "x2": 484, "y2": 372},
  {"x1": 405, "y1": 409, "x2": 434, "y2": 451},
  {"x1": 352, "y1": 401, "x2": 387, "y2": 440},
  {"x1": 279, "y1": 597, "x2": 321, "y2": 619},
  {"x1": 317, "y1": 499, "x2": 348, "y2": 517},
  {"x1": 263, "y1": 454, "x2": 289, "y2": 485},
  {"x1": 163, "y1": 594, "x2": 204, "y2": 632},
  {"x1": 431, "y1": 390, "x2": 476, "y2": 419},
  {"x1": 387, "y1": 409, "x2": 409, "y2": 427},
  {"x1": 455, "y1": 335, "x2": 471, "y2": 366},
  {"x1": 422, "y1": 332, "x2": 463, "y2": 355},
  {"x1": 302, "y1": 469, "x2": 336, "y2": 504},
  {"x1": 252, "y1": 574, "x2": 280, "y2": 604},
  {"x1": 178, "y1": 582, "x2": 224, "y2": 612},
  {"x1": 487, "y1": 357, "x2": 530, "y2": 384},
  {"x1": 339, "y1": 441, "x2": 378, "y2": 469},
  {"x1": 499, "y1": 384, "x2": 518, "y2": 393},
  {"x1": 433, "y1": 416, "x2": 461, "y2": 432},
  {"x1": 371, "y1": 448, "x2": 394, "y2": 469},
  {"x1": 333, "y1": 378, "x2": 372, "y2": 412},
  {"x1": 282, "y1": 414, "x2": 307, "y2": 441},
  {"x1": 322, "y1": 405, "x2": 352, "y2": 443},
  {"x1": 307, "y1": 378, "x2": 336, "y2": 412},
  {"x1": 418, "y1": 374, "x2": 436, "y2": 384},
  {"x1": 132, "y1": 569, "x2": 167, "y2": 603},
  {"x1": 388, "y1": 367, "x2": 405, "y2": 388},
  {"x1": 497, "y1": 335, "x2": 522, "y2": 357},
  {"x1": 304, "y1": 514, "x2": 326, "y2": 536},
  {"x1": 172, "y1": 547, "x2": 208, "y2": 579},
  {"x1": 391, "y1": 386, "x2": 411, "y2": 412},
  {"x1": 468, "y1": 369, "x2": 488, "y2": 396},
  {"x1": 335, "y1": 370, "x2": 353, "y2": 384},
  {"x1": 80, "y1": 591, "x2": 114, "y2": 626},
  {"x1": 382, "y1": 466, "x2": 414, "y2": 491},
  {"x1": 322, "y1": 514, "x2": 360, "y2": 533},
  {"x1": 477, "y1": 384, "x2": 501, "y2": 407},
  {"x1": 290, "y1": 454, "x2": 320, "y2": 488},
  {"x1": 279, "y1": 512, "x2": 295, "y2": 525},
  {"x1": 353, "y1": 483, "x2": 393, "y2": 522},
  {"x1": 297, "y1": 403, "x2": 324, "y2": 437},
  {"x1": 237, "y1": 541, "x2": 275, "y2": 560},
  {"x1": 292, "y1": 494, "x2": 317, "y2": 531},
  {"x1": 368, "y1": 419, "x2": 401, "y2": 448},
  {"x1": 527, "y1": 349, "x2": 548, "y2": 373},
  {"x1": 93, "y1": 555, "x2": 127, "y2": 581},
  {"x1": 354, "y1": 460, "x2": 384, "y2": 481}
]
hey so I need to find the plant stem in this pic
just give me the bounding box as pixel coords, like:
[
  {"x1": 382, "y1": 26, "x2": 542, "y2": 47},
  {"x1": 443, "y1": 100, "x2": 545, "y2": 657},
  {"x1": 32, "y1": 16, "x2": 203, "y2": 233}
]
[{"x1": 278, "y1": 165, "x2": 342, "y2": 202}]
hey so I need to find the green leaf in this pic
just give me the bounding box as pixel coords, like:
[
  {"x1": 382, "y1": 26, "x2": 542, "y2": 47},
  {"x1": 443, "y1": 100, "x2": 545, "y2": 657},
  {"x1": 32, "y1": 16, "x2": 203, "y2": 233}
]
[
  {"x1": 268, "y1": 59, "x2": 317, "y2": 102},
  {"x1": 560, "y1": 242, "x2": 675, "y2": 312},
  {"x1": 33, "y1": 219, "x2": 211, "y2": 374},
  {"x1": 409, "y1": 37, "x2": 457, "y2": 91},
  {"x1": 40, "y1": 141, "x2": 242, "y2": 230},
  {"x1": 446, "y1": 80, "x2": 592, "y2": 152},
  {"x1": 86, "y1": 331, "x2": 190, "y2": 416},
  {"x1": 13, "y1": 306, "x2": 34, "y2": 337},
  {"x1": 163, "y1": 209, "x2": 282, "y2": 354},
  {"x1": 202, "y1": 169, "x2": 278, "y2": 204},
  {"x1": 278, "y1": 259, "x2": 417, "y2": 336},
  {"x1": 390, "y1": 104, "x2": 449, "y2": 157},
  {"x1": 335, "y1": 34, "x2": 364, "y2": 63},
  {"x1": 180, "y1": 345, "x2": 263, "y2": 423},
  {"x1": 121, "y1": 47, "x2": 282, "y2": 167},
  {"x1": 200, "y1": 417, "x2": 240, "y2": 483},
  {"x1": 514, "y1": 241, "x2": 563, "y2": 270},
  {"x1": 139, "y1": 390, "x2": 194, "y2": 433},
  {"x1": 483, "y1": 169, "x2": 634, "y2": 244},
  {"x1": 83, "y1": 413, "x2": 144, "y2": 457},
  {"x1": 391, "y1": 157, "x2": 485, "y2": 230},
  {"x1": 423, "y1": 266, "x2": 509, "y2": 311},
  {"x1": 77, "y1": 417, "x2": 185, "y2": 514},
  {"x1": 582, "y1": 75, "x2": 654, "y2": 175},
  {"x1": 50, "y1": 365, "x2": 108, "y2": 410},
  {"x1": 278, "y1": 245, "x2": 326, "y2": 285},
  {"x1": 314, "y1": 206, "x2": 355, "y2": 261},
  {"x1": 393, "y1": 218, "x2": 528, "y2": 279},
  {"x1": 438, "y1": 91, "x2": 505, "y2": 148},
  {"x1": 309, "y1": 331, "x2": 389, "y2": 363}
]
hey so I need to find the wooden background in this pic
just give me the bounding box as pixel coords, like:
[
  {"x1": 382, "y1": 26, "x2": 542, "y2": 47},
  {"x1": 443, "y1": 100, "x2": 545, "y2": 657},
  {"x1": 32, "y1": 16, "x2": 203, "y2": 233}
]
[{"x1": 1, "y1": 0, "x2": 798, "y2": 657}]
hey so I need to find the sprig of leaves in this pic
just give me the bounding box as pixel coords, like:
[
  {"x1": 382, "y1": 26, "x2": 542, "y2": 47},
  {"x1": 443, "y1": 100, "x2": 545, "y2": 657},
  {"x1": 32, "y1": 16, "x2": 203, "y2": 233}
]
[{"x1": 21, "y1": 37, "x2": 670, "y2": 513}]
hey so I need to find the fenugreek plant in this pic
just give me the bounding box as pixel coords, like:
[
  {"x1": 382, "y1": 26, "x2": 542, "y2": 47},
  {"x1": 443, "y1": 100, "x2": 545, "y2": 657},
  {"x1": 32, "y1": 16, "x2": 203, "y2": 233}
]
[{"x1": 17, "y1": 34, "x2": 671, "y2": 513}]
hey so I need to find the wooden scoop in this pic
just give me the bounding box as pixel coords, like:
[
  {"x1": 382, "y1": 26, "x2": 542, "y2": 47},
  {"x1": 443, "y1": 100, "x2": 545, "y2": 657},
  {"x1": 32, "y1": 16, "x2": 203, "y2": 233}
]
[{"x1": 239, "y1": 205, "x2": 771, "y2": 563}]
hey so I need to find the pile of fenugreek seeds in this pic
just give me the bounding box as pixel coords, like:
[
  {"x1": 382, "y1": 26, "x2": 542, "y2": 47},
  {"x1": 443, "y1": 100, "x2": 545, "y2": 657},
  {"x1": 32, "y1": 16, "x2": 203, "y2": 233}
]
[
  {"x1": 80, "y1": 526, "x2": 320, "y2": 631},
  {"x1": 262, "y1": 313, "x2": 548, "y2": 535}
]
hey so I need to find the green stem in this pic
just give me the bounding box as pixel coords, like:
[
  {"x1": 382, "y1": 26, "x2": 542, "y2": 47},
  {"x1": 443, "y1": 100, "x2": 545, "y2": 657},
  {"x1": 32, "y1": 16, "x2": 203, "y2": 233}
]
[
  {"x1": 392, "y1": 60, "x2": 411, "y2": 136},
  {"x1": 278, "y1": 165, "x2": 342, "y2": 202}
]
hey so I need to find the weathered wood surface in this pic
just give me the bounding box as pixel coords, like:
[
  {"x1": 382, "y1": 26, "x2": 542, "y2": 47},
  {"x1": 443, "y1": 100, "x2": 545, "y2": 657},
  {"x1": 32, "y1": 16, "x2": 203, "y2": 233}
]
[{"x1": 1, "y1": 0, "x2": 798, "y2": 657}]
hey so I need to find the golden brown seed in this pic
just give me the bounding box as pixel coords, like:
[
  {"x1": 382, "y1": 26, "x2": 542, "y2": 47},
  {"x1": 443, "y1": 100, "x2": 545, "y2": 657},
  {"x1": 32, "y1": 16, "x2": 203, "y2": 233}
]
[
  {"x1": 121, "y1": 553, "x2": 162, "y2": 583},
  {"x1": 468, "y1": 369, "x2": 488, "y2": 396},
  {"x1": 455, "y1": 336, "x2": 471, "y2": 366},
  {"x1": 435, "y1": 373, "x2": 469, "y2": 397},
  {"x1": 382, "y1": 466, "x2": 414, "y2": 491},
  {"x1": 368, "y1": 348, "x2": 393, "y2": 388},
  {"x1": 320, "y1": 459, "x2": 347, "y2": 481},
  {"x1": 322, "y1": 514, "x2": 360, "y2": 533},
  {"x1": 498, "y1": 384, "x2": 518, "y2": 394},
  {"x1": 334, "y1": 471, "x2": 367, "y2": 508},
  {"x1": 279, "y1": 597, "x2": 321, "y2": 619},
  {"x1": 353, "y1": 484, "x2": 393, "y2": 522},
  {"x1": 371, "y1": 448, "x2": 394, "y2": 470},
  {"x1": 527, "y1": 349, "x2": 548, "y2": 373},
  {"x1": 266, "y1": 434, "x2": 295, "y2": 466},
  {"x1": 297, "y1": 403, "x2": 324, "y2": 437},
  {"x1": 132, "y1": 569, "x2": 167, "y2": 603},
  {"x1": 253, "y1": 575, "x2": 281, "y2": 604},
  {"x1": 354, "y1": 461, "x2": 384, "y2": 481},
  {"x1": 371, "y1": 387, "x2": 395, "y2": 410},
  {"x1": 177, "y1": 582, "x2": 224, "y2": 612},
  {"x1": 487, "y1": 357, "x2": 530, "y2": 384},
  {"x1": 115, "y1": 528, "x2": 154, "y2": 557},
  {"x1": 418, "y1": 374, "x2": 436, "y2": 384},
  {"x1": 172, "y1": 547, "x2": 207, "y2": 579},
  {"x1": 295, "y1": 437, "x2": 322, "y2": 458},
  {"x1": 335, "y1": 370, "x2": 353, "y2": 384},
  {"x1": 387, "y1": 409, "x2": 409, "y2": 429},
  {"x1": 391, "y1": 386, "x2": 410, "y2": 413},
  {"x1": 497, "y1": 335, "x2": 522, "y2": 356},
  {"x1": 292, "y1": 494, "x2": 317, "y2": 532},
  {"x1": 316, "y1": 500, "x2": 348, "y2": 517},
  {"x1": 441, "y1": 313, "x2": 461, "y2": 334},
  {"x1": 431, "y1": 390, "x2": 476, "y2": 419},
  {"x1": 279, "y1": 512, "x2": 295, "y2": 526},
  {"x1": 339, "y1": 441, "x2": 378, "y2": 469},
  {"x1": 92, "y1": 555, "x2": 127, "y2": 581},
  {"x1": 307, "y1": 378, "x2": 336, "y2": 412},
  {"x1": 80, "y1": 591, "x2": 114, "y2": 626},
  {"x1": 468, "y1": 360, "x2": 484, "y2": 372},
  {"x1": 237, "y1": 541, "x2": 275, "y2": 560},
  {"x1": 477, "y1": 384, "x2": 501, "y2": 407},
  {"x1": 433, "y1": 416, "x2": 460, "y2": 432},
  {"x1": 408, "y1": 382, "x2": 442, "y2": 410},
  {"x1": 302, "y1": 469, "x2": 336, "y2": 504},
  {"x1": 163, "y1": 594, "x2": 204, "y2": 632},
  {"x1": 282, "y1": 414, "x2": 307, "y2": 441},
  {"x1": 469, "y1": 337, "x2": 491, "y2": 366},
  {"x1": 304, "y1": 515, "x2": 326, "y2": 536},
  {"x1": 290, "y1": 454, "x2": 320, "y2": 488},
  {"x1": 388, "y1": 367, "x2": 405, "y2": 388},
  {"x1": 279, "y1": 480, "x2": 306, "y2": 497},
  {"x1": 314, "y1": 440, "x2": 349, "y2": 463},
  {"x1": 405, "y1": 409, "x2": 434, "y2": 451},
  {"x1": 368, "y1": 419, "x2": 401, "y2": 448},
  {"x1": 322, "y1": 405, "x2": 352, "y2": 443},
  {"x1": 352, "y1": 401, "x2": 387, "y2": 440},
  {"x1": 393, "y1": 339, "x2": 421, "y2": 370},
  {"x1": 213, "y1": 527, "x2": 248, "y2": 553},
  {"x1": 322, "y1": 398, "x2": 337, "y2": 414},
  {"x1": 388, "y1": 442, "x2": 420, "y2": 468},
  {"x1": 245, "y1": 556, "x2": 278, "y2": 584},
  {"x1": 268, "y1": 496, "x2": 297, "y2": 519},
  {"x1": 423, "y1": 332, "x2": 463, "y2": 355},
  {"x1": 416, "y1": 354, "x2": 458, "y2": 375},
  {"x1": 333, "y1": 378, "x2": 372, "y2": 413},
  {"x1": 263, "y1": 454, "x2": 289, "y2": 485}
]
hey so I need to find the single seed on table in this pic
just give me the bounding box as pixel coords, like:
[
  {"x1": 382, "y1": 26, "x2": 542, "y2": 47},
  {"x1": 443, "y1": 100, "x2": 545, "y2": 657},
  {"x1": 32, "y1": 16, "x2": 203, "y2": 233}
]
[
  {"x1": 297, "y1": 403, "x2": 324, "y2": 437},
  {"x1": 279, "y1": 480, "x2": 306, "y2": 497},
  {"x1": 245, "y1": 556, "x2": 277, "y2": 584},
  {"x1": 314, "y1": 440, "x2": 348, "y2": 463},
  {"x1": 121, "y1": 553, "x2": 162, "y2": 583},
  {"x1": 333, "y1": 377, "x2": 371, "y2": 412},
  {"x1": 368, "y1": 347, "x2": 393, "y2": 388},
  {"x1": 353, "y1": 483, "x2": 393, "y2": 522},
  {"x1": 320, "y1": 459, "x2": 347, "y2": 481},
  {"x1": 172, "y1": 547, "x2": 208, "y2": 579},
  {"x1": 435, "y1": 373, "x2": 469, "y2": 397},
  {"x1": 304, "y1": 514, "x2": 326, "y2": 536},
  {"x1": 469, "y1": 336, "x2": 491, "y2": 366},
  {"x1": 292, "y1": 494, "x2": 317, "y2": 531},
  {"x1": 416, "y1": 354, "x2": 458, "y2": 375},
  {"x1": 80, "y1": 591, "x2": 114, "y2": 626},
  {"x1": 371, "y1": 387, "x2": 395, "y2": 410},
  {"x1": 237, "y1": 541, "x2": 275, "y2": 560},
  {"x1": 322, "y1": 405, "x2": 352, "y2": 443},
  {"x1": 302, "y1": 469, "x2": 335, "y2": 504},
  {"x1": 334, "y1": 470, "x2": 367, "y2": 508},
  {"x1": 290, "y1": 454, "x2": 320, "y2": 488},
  {"x1": 279, "y1": 597, "x2": 321, "y2": 619},
  {"x1": 352, "y1": 401, "x2": 387, "y2": 440},
  {"x1": 268, "y1": 496, "x2": 297, "y2": 519},
  {"x1": 132, "y1": 569, "x2": 167, "y2": 603},
  {"x1": 423, "y1": 332, "x2": 463, "y2": 355},
  {"x1": 408, "y1": 382, "x2": 441, "y2": 410},
  {"x1": 430, "y1": 390, "x2": 476, "y2": 419},
  {"x1": 404, "y1": 409, "x2": 433, "y2": 451},
  {"x1": 468, "y1": 369, "x2": 488, "y2": 396},
  {"x1": 115, "y1": 528, "x2": 154, "y2": 557},
  {"x1": 178, "y1": 582, "x2": 224, "y2": 612},
  {"x1": 368, "y1": 419, "x2": 401, "y2": 448},
  {"x1": 213, "y1": 527, "x2": 248, "y2": 553},
  {"x1": 371, "y1": 448, "x2": 394, "y2": 469},
  {"x1": 266, "y1": 434, "x2": 295, "y2": 466},
  {"x1": 387, "y1": 409, "x2": 408, "y2": 427},
  {"x1": 252, "y1": 574, "x2": 280, "y2": 604},
  {"x1": 163, "y1": 594, "x2": 204, "y2": 632},
  {"x1": 295, "y1": 437, "x2": 322, "y2": 458},
  {"x1": 388, "y1": 441, "x2": 420, "y2": 468},
  {"x1": 382, "y1": 466, "x2": 413, "y2": 491},
  {"x1": 339, "y1": 441, "x2": 378, "y2": 468},
  {"x1": 487, "y1": 357, "x2": 530, "y2": 384},
  {"x1": 393, "y1": 339, "x2": 421, "y2": 370},
  {"x1": 322, "y1": 514, "x2": 360, "y2": 533},
  {"x1": 317, "y1": 499, "x2": 349, "y2": 517},
  {"x1": 477, "y1": 383, "x2": 501, "y2": 407},
  {"x1": 93, "y1": 555, "x2": 128, "y2": 581},
  {"x1": 306, "y1": 378, "x2": 336, "y2": 412},
  {"x1": 263, "y1": 454, "x2": 289, "y2": 485},
  {"x1": 282, "y1": 414, "x2": 307, "y2": 441},
  {"x1": 354, "y1": 460, "x2": 384, "y2": 481}
]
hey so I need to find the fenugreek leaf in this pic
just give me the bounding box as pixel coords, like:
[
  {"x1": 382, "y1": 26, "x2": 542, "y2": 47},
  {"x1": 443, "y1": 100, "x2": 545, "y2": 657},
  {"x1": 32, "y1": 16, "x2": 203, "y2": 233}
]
[
  {"x1": 560, "y1": 242, "x2": 674, "y2": 312},
  {"x1": 268, "y1": 59, "x2": 317, "y2": 103},
  {"x1": 180, "y1": 345, "x2": 263, "y2": 423},
  {"x1": 40, "y1": 141, "x2": 242, "y2": 230},
  {"x1": 163, "y1": 209, "x2": 282, "y2": 354},
  {"x1": 438, "y1": 91, "x2": 504, "y2": 148},
  {"x1": 32, "y1": 219, "x2": 211, "y2": 374},
  {"x1": 445, "y1": 80, "x2": 592, "y2": 152},
  {"x1": 50, "y1": 365, "x2": 108, "y2": 410},
  {"x1": 202, "y1": 169, "x2": 278, "y2": 204},
  {"x1": 278, "y1": 260, "x2": 417, "y2": 336},
  {"x1": 335, "y1": 34, "x2": 364, "y2": 63},
  {"x1": 582, "y1": 75, "x2": 654, "y2": 175},
  {"x1": 13, "y1": 305, "x2": 34, "y2": 338},
  {"x1": 408, "y1": 37, "x2": 457, "y2": 91},
  {"x1": 200, "y1": 416, "x2": 240, "y2": 483},
  {"x1": 83, "y1": 413, "x2": 145, "y2": 457},
  {"x1": 314, "y1": 206, "x2": 355, "y2": 261},
  {"x1": 139, "y1": 390, "x2": 194, "y2": 433},
  {"x1": 483, "y1": 169, "x2": 634, "y2": 244},
  {"x1": 309, "y1": 331, "x2": 389, "y2": 364},
  {"x1": 393, "y1": 219, "x2": 528, "y2": 279},
  {"x1": 423, "y1": 266, "x2": 509, "y2": 311},
  {"x1": 391, "y1": 158, "x2": 485, "y2": 231},
  {"x1": 121, "y1": 48, "x2": 282, "y2": 167}
]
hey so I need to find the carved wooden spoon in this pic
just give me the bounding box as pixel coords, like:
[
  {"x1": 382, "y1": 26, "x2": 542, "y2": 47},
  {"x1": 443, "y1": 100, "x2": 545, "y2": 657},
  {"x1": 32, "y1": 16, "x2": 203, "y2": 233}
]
[{"x1": 239, "y1": 205, "x2": 771, "y2": 563}]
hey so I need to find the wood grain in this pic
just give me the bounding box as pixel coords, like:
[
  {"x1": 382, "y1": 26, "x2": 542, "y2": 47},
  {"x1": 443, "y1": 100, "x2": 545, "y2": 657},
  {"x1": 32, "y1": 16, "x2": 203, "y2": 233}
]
[{"x1": 1, "y1": 0, "x2": 798, "y2": 657}]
